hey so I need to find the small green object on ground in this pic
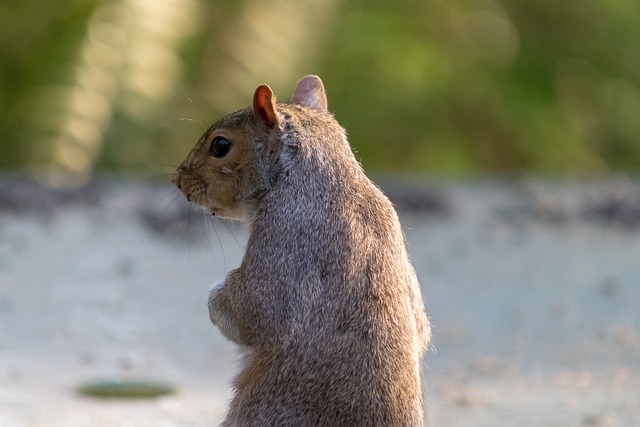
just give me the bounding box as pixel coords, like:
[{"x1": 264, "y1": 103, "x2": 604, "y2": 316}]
[{"x1": 77, "y1": 379, "x2": 175, "y2": 399}]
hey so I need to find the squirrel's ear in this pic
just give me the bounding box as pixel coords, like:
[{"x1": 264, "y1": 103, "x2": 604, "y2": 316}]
[
  {"x1": 291, "y1": 75, "x2": 327, "y2": 111},
  {"x1": 253, "y1": 84, "x2": 279, "y2": 129}
]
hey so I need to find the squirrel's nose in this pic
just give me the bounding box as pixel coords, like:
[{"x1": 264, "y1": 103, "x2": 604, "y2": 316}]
[{"x1": 172, "y1": 172, "x2": 182, "y2": 190}]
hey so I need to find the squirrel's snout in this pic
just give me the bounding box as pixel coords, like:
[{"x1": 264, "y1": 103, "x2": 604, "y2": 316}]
[
  {"x1": 172, "y1": 172, "x2": 194, "y2": 202},
  {"x1": 172, "y1": 170, "x2": 183, "y2": 190}
]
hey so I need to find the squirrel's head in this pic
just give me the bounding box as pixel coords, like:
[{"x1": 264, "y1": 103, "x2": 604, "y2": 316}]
[{"x1": 173, "y1": 75, "x2": 328, "y2": 221}]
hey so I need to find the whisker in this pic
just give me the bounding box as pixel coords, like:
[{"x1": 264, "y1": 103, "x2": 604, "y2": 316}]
[
  {"x1": 147, "y1": 172, "x2": 175, "y2": 179},
  {"x1": 171, "y1": 199, "x2": 191, "y2": 258},
  {"x1": 199, "y1": 207, "x2": 216, "y2": 263},
  {"x1": 209, "y1": 216, "x2": 227, "y2": 271},
  {"x1": 181, "y1": 89, "x2": 209, "y2": 132},
  {"x1": 153, "y1": 162, "x2": 177, "y2": 169},
  {"x1": 179, "y1": 117, "x2": 199, "y2": 125},
  {"x1": 182, "y1": 90, "x2": 196, "y2": 106},
  {"x1": 158, "y1": 191, "x2": 183, "y2": 212},
  {"x1": 137, "y1": 172, "x2": 176, "y2": 186},
  {"x1": 185, "y1": 202, "x2": 193, "y2": 262},
  {"x1": 162, "y1": 198, "x2": 186, "y2": 261},
  {"x1": 217, "y1": 217, "x2": 239, "y2": 245},
  {"x1": 208, "y1": 215, "x2": 227, "y2": 270}
]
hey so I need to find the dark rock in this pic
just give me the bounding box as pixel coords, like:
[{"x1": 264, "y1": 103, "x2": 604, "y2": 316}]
[
  {"x1": 0, "y1": 175, "x2": 103, "y2": 214},
  {"x1": 384, "y1": 185, "x2": 451, "y2": 216},
  {"x1": 583, "y1": 192, "x2": 640, "y2": 228},
  {"x1": 139, "y1": 204, "x2": 209, "y2": 241}
]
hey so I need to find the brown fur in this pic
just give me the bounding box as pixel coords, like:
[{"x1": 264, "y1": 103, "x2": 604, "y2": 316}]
[{"x1": 173, "y1": 75, "x2": 430, "y2": 426}]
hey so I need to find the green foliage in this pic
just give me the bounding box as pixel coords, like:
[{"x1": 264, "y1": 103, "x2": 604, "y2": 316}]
[
  {"x1": 0, "y1": 0, "x2": 100, "y2": 168},
  {"x1": 1, "y1": 0, "x2": 639, "y2": 174},
  {"x1": 320, "y1": 0, "x2": 640, "y2": 172}
]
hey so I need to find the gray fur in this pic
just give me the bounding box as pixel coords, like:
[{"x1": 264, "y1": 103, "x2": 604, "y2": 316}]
[{"x1": 174, "y1": 75, "x2": 430, "y2": 426}]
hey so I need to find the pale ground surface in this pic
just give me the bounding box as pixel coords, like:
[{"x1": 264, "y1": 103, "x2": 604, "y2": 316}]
[{"x1": 0, "y1": 175, "x2": 639, "y2": 427}]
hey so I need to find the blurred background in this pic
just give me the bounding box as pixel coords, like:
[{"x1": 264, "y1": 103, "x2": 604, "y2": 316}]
[
  {"x1": 1, "y1": 0, "x2": 640, "y2": 184},
  {"x1": 2, "y1": 1, "x2": 640, "y2": 426}
]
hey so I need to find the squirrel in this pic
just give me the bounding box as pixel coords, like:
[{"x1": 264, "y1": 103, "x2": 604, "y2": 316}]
[{"x1": 173, "y1": 75, "x2": 431, "y2": 426}]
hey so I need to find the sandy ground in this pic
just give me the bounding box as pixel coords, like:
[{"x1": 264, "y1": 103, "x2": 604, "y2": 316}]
[{"x1": 0, "y1": 174, "x2": 639, "y2": 426}]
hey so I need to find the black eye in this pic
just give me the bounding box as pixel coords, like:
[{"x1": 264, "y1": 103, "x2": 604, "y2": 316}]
[{"x1": 209, "y1": 136, "x2": 232, "y2": 158}]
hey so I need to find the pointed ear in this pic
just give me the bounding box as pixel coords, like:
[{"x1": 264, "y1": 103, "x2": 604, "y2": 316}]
[
  {"x1": 291, "y1": 75, "x2": 328, "y2": 111},
  {"x1": 253, "y1": 84, "x2": 279, "y2": 129}
]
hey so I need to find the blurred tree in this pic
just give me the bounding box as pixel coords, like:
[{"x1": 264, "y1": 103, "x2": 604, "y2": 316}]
[
  {"x1": 0, "y1": 0, "x2": 97, "y2": 170},
  {"x1": 0, "y1": 0, "x2": 639, "y2": 178},
  {"x1": 318, "y1": 0, "x2": 640, "y2": 172}
]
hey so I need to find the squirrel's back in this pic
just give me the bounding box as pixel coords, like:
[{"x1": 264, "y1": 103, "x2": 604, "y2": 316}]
[{"x1": 226, "y1": 102, "x2": 429, "y2": 426}]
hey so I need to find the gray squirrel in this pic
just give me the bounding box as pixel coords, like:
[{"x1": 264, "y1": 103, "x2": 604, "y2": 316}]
[{"x1": 173, "y1": 75, "x2": 430, "y2": 426}]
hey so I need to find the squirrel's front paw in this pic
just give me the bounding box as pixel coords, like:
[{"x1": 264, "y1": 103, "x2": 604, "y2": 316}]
[
  {"x1": 208, "y1": 279, "x2": 225, "y2": 325},
  {"x1": 209, "y1": 279, "x2": 225, "y2": 298},
  {"x1": 207, "y1": 270, "x2": 253, "y2": 345}
]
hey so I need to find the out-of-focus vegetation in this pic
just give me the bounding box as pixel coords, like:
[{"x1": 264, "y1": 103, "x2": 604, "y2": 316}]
[{"x1": 1, "y1": 0, "x2": 639, "y2": 183}]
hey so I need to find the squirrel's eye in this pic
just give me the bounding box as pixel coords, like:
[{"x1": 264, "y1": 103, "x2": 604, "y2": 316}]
[{"x1": 209, "y1": 136, "x2": 232, "y2": 158}]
